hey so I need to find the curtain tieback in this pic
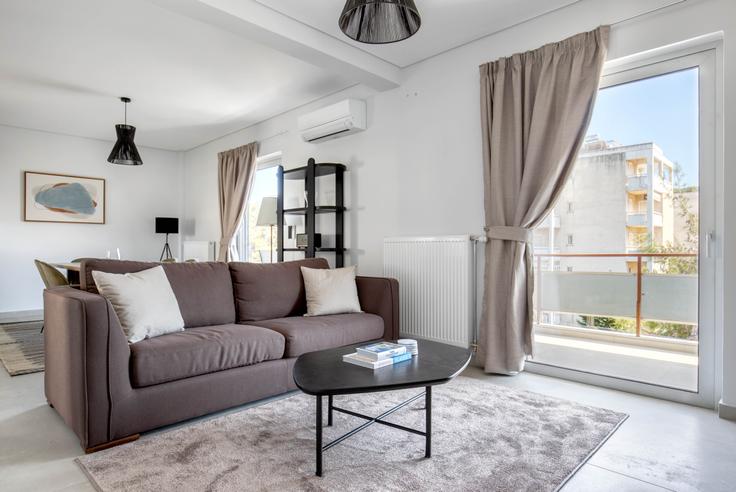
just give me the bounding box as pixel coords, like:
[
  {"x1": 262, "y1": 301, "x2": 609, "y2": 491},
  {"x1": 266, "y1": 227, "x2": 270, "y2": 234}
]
[{"x1": 485, "y1": 225, "x2": 533, "y2": 243}]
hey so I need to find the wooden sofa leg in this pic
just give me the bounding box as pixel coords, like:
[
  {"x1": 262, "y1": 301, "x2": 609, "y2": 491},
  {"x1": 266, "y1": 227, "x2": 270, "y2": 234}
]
[{"x1": 85, "y1": 434, "x2": 140, "y2": 454}]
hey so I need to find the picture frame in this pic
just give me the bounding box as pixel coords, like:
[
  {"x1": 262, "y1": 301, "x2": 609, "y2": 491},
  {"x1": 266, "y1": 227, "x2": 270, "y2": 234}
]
[{"x1": 23, "y1": 171, "x2": 106, "y2": 224}]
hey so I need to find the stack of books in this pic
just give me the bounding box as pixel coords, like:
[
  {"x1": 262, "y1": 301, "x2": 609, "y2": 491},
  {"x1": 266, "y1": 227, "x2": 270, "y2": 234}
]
[{"x1": 343, "y1": 342, "x2": 413, "y2": 369}]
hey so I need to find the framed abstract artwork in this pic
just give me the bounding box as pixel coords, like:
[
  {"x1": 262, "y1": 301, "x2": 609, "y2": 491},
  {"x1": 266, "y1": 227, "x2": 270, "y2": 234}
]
[{"x1": 24, "y1": 171, "x2": 106, "y2": 224}]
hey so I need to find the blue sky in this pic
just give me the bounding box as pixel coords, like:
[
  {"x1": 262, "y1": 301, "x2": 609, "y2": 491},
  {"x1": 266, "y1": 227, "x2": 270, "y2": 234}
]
[
  {"x1": 248, "y1": 165, "x2": 279, "y2": 206},
  {"x1": 586, "y1": 67, "x2": 699, "y2": 187}
]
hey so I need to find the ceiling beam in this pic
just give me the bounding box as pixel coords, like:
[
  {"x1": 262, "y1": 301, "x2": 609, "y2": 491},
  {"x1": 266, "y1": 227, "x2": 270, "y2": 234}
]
[{"x1": 149, "y1": 0, "x2": 401, "y2": 91}]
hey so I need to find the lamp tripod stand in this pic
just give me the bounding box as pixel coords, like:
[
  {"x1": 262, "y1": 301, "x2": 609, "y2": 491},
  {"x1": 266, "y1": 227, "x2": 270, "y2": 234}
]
[{"x1": 160, "y1": 233, "x2": 174, "y2": 261}]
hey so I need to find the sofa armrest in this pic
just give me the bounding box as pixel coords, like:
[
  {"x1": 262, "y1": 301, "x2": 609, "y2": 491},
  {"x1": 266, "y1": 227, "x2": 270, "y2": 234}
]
[
  {"x1": 355, "y1": 276, "x2": 399, "y2": 341},
  {"x1": 43, "y1": 286, "x2": 130, "y2": 450}
]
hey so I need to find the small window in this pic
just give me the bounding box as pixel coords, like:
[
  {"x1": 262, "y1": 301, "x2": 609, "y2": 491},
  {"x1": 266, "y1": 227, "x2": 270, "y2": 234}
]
[
  {"x1": 566, "y1": 266, "x2": 573, "y2": 272},
  {"x1": 235, "y1": 155, "x2": 281, "y2": 262},
  {"x1": 567, "y1": 201, "x2": 574, "y2": 213},
  {"x1": 567, "y1": 234, "x2": 574, "y2": 246}
]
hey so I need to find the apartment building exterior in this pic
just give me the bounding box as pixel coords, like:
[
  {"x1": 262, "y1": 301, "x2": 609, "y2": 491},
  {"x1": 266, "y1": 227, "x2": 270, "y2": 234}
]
[{"x1": 534, "y1": 135, "x2": 675, "y2": 273}]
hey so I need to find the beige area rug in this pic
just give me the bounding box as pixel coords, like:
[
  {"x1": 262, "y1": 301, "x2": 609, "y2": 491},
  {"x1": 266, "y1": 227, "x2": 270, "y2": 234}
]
[
  {"x1": 77, "y1": 376, "x2": 627, "y2": 491},
  {"x1": 0, "y1": 322, "x2": 44, "y2": 376}
]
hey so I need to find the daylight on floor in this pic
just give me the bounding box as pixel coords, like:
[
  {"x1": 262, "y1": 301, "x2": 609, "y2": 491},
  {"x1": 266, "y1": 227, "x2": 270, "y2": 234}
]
[{"x1": 1, "y1": 1, "x2": 735, "y2": 491}]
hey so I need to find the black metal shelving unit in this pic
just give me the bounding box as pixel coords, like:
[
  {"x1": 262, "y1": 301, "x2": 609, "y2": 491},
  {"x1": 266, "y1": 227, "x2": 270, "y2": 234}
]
[{"x1": 277, "y1": 158, "x2": 346, "y2": 267}]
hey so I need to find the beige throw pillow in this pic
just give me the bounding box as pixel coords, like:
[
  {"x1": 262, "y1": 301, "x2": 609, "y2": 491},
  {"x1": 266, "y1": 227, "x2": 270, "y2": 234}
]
[
  {"x1": 301, "y1": 265, "x2": 362, "y2": 316},
  {"x1": 92, "y1": 266, "x2": 185, "y2": 343}
]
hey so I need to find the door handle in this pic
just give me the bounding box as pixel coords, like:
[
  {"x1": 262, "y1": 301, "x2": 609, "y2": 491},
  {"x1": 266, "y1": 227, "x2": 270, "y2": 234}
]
[{"x1": 705, "y1": 231, "x2": 714, "y2": 258}]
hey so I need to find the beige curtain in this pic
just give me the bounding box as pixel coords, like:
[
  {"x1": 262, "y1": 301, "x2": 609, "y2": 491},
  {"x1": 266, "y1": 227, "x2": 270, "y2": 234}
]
[
  {"x1": 217, "y1": 142, "x2": 259, "y2": 261},
  {"x1": 478, "y1": 26, "x2": 609, "y2": 374}
]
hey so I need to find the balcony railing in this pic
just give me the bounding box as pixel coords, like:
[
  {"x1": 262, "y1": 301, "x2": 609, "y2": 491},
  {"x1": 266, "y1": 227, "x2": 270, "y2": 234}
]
[
  {"x1": 626, "y1": 174, "x2": 648, "y2": 192},
  {"x1": 626, "y1": 212, "x2": 648, "y2": 227},
  {"x1": 534, "y1": 253, "x2": 697, "y2": 337}
]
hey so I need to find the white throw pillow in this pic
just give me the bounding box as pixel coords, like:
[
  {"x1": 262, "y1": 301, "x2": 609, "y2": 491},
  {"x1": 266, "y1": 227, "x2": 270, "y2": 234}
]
[
  {"x1": 92, "y1": 266, "x2": 185, "y2": 343},
  {"x1": 301, "y1": 266, "x2": 362, "y2": 316}
]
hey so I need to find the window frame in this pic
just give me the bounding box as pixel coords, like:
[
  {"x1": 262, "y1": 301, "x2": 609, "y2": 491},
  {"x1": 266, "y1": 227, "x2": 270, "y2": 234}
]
[
  {"x1": 527, "y1": 43, "x2": 722, "y2": 409},
  {"x1": 234, "y1": 151, "x2": 282, "y2": 262}
]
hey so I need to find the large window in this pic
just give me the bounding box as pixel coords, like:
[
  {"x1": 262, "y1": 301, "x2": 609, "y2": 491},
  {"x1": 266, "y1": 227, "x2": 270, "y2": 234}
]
[
  {"x1": 529, "y1": 48, "x2": 716, "y2": 405},
  {"x1": 234, "y1": 154, "x2": 280, "y2": 262}
]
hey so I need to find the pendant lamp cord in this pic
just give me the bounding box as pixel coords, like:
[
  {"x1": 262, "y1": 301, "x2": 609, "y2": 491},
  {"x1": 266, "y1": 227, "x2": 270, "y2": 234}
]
[{"x1": 124, "y1": 101, "x2": 127, "y2": 126}]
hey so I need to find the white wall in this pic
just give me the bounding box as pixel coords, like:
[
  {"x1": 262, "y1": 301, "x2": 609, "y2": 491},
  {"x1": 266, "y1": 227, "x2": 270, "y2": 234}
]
[
  {"x1": 182, "y1": 82, "x2": 475, "y2": 275},
  {"x1": 0, "y1": 125, "x2": 183, "y2": 313},
  {"x1": 182, "y1": 0, "x2": 736, "y2": 410}
]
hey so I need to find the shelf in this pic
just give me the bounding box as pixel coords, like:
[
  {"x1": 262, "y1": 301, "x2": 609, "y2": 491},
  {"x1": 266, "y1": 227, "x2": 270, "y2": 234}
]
[
  {"x1": 278, "y1": 158, "x2": 345, "y2": 267},
  {"x1": 282, "y1": 248, "x2": 346, "y2": 253},
  {"x1": 283, "y1": 206, "x2": 345, "y2": 215},
  {"x1": 283, "y1": 163, "x2": 346, "y2": 180}
]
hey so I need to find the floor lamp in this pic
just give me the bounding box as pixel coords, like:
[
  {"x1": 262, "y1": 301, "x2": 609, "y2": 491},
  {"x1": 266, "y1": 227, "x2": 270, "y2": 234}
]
[
  {"x1": 256, "y1": 197, "x2": 277, "y2": 263},
  {"x1": 156, "y1": 217, "x2": 178, "y2": 261}
]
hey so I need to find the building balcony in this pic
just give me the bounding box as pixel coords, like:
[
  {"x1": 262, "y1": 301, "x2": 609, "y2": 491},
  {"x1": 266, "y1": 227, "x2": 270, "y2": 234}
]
[
  {"x1": 626, "y1": 212, "x2": 647, "y2": 227},
  {"x1": 626, "y1": 174, "x2": 648, "y2": 193},
  {"x1": 532, "y1": 252, "x2": 698, "y2": 391},
  {"x1": 531, "y1": 324, "x2": 697, "y2": 390}
]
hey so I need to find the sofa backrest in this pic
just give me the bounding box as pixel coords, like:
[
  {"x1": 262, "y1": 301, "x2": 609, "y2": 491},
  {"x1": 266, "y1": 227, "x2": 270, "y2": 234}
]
[
  {"x1": 229, "y1": 257, "x2": 328, "y2": 322},
  {"x1": 80, "y1": 259, "x2": 236, "y2": 328}
]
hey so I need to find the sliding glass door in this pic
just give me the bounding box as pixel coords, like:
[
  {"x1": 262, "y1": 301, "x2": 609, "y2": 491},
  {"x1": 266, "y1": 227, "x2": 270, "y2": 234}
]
[{"x1": 528, "y1": 49, "x2": 717, "y2": 406}]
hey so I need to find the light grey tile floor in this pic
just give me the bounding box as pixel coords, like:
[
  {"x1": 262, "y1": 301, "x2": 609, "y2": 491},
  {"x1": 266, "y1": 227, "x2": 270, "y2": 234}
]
[{"x1": 2, "y1": 366, "x2": 735, "y2": 491}]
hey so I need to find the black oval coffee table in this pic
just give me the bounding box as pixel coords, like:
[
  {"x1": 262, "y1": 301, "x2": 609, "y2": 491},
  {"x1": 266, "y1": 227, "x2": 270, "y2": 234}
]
[{"x1": 293, "y1": 339, "x2": 472, "y2": 476}]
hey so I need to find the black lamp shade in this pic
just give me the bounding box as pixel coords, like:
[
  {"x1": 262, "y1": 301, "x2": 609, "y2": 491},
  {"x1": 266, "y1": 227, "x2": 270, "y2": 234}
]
[
  {"x1": 339, "y1": 0, "x2": 421, "y2": 44},
  {"x1": 108, "y1": 124, "x2": 143, "y2": 166},
  {"x1": 155, "y1": 217, "x2": 178, "y2": 234}
]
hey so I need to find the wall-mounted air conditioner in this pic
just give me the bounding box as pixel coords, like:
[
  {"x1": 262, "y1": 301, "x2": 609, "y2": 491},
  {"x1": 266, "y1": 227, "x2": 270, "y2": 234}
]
[{"x1": 298, "y1": 99, "x2": 366, "y2": 143}]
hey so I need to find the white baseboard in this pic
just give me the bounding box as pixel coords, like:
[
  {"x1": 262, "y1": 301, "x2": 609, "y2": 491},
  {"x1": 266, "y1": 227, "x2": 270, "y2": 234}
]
[
  {"x1": 719, "y1": 400, "x2": 736, "y2": 421},
  {"x1": 0, "y1": 309, "x2": 43, "y2": 323}
]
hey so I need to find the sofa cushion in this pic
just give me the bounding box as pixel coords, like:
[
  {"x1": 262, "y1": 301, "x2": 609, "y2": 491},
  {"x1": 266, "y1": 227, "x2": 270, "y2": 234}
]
[
  {"x1": 129, "y1": 324, "x2": 285, "y2": 387},
  {"x1": 80, "y1": 259, "x2": 236, "y2": 328},
  {"x1": 229, "y1": 258, "x2": 329, "y2": 322},
  {"x1": 92, "y1": 266, "x2": 184, "y2": 343},
  {"x1": 301, "y1": 265, "x2": 362, "y2": 316},
  {"x1": 253, "y1": 313, "x2": 384, "y2": 358}
]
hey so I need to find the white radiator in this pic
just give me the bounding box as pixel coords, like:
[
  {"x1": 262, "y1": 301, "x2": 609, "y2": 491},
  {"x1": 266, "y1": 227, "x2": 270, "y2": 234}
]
[{"x1": 383, "y1": 236, "x2": 474, "y2": 348}]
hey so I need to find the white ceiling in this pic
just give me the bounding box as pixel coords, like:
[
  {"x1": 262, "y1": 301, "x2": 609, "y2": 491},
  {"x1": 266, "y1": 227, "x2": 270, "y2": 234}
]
[
  {"x1": 0, "y1": 0, "x2": 351, "y2": 151},
  {"x1": 0, "y1": 0, "x2": 584, "y2": 151},
  {"x1": 259, "y1": 0, "x2": 582, "y2": 68}
]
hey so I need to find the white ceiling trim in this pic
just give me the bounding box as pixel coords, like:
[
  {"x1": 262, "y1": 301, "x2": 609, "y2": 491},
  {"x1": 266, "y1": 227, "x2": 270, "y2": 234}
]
[{"x1": 149, "y1": 0, "x2": 401, "y2": 91}]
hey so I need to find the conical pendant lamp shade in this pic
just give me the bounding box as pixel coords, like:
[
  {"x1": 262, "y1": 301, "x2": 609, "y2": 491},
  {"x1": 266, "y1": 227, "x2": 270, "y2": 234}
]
[
  {"x1": 107, "y1": 124, "x2": 142, "y2": 166},
  {"x1": 108, "y1": 97, "x2": 143, "y2": 166},
  {"x1": 339, "y1": 0, "x2": 421, "y2": 44}
]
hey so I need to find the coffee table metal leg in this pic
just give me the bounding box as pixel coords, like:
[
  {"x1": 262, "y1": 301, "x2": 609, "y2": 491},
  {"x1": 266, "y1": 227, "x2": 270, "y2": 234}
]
[
  {"x1": 328, "y1": 395, "x2": 333, "y2": 426},
  {"x1": 425, "y1": 386, "x2": 432, "y2": 458},
  {"x1": 316, "y1": 395, "x2": 323, "y2": 477}
]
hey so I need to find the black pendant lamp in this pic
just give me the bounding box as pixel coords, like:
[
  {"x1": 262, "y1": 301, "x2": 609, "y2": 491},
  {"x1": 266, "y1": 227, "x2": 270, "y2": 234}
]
[
  {"x1": 107, "y1": 97, "x2": 143, "y2": 166},
  {"x1": 339, "y1": 0, "x2": 421, "y2": 44}
]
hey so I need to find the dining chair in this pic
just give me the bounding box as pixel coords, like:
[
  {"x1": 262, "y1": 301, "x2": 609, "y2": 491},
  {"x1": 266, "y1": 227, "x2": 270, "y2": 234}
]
[{"x1": 34, "y1": 260, "x2": 70, "y2": 333}]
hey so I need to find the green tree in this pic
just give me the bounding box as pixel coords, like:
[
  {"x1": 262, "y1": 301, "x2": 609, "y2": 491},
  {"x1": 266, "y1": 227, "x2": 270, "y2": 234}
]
[
  {"x1": 636, "y1": 162, "x2": 698, "y2": 274},
  {"x1": 632, "y1": 162, "x2": 697, "y2": 339}
]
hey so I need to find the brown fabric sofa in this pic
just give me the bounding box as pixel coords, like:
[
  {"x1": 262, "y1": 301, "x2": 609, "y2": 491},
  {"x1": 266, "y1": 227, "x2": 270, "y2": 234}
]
[{"x1": 43, "y1": 258, "x2": 399, "y2": 452}]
